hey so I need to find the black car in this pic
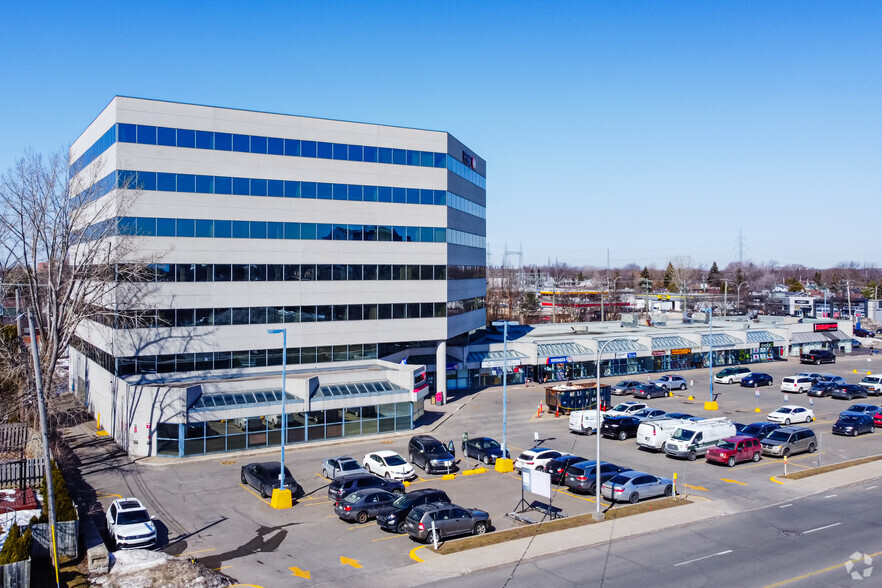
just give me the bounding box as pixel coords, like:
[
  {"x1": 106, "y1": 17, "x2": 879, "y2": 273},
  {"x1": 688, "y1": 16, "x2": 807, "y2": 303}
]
[
  {"x1": 740, "y1": 373, "x2": 773, "y2": 387},
  {"x1": 462, "y1": 436, "x2": 509, "y2": 465},
  {"x1": 631, "y1": 384, "x2": 670, "y2": 400},
  {"x1": 376, "y1": 488, "x2": 451, "y2": 534},
  {"x1": 667, "y1": 412, "x2": 699, "y2": 421},
  {"x1": 831, "y1": 385, "x2": 869, "y2": 401},
  {"x1": 600, "y1": 416, "x2": 641, "y2": 440},
  {"x1": 800, "y1": 350, "x2": 836, "y2": 365},
  {"x1": 327, "y1": 474, "x2": 405, "y2": 502},
  {"x1": 735, "y1": 422, "x2": 781, "y2": 440},
  {"x1": 240, "y1": 462, "x2": 301, "y2": 498},
  {"x1": 543, "y1": 455, "x2": 589, "y2": 485},
  {"x1": 564, "y1": 460, "x2": 631, "y2": 494},
  {"x1": 334, "y1": 489, "x2": 396, "y2": 523},
  {"x1": 854, "y1": 327, "x2": 875, "y2": 338},
  {"x1": 807, "y1": 382, "x2": 837, "y2": 397},
  {"x1": 409, "y1": 435, "x2": 456, "y2": 474},
  {"x1": 832, "y1": 414, "x2": 875, "y2": 436}
]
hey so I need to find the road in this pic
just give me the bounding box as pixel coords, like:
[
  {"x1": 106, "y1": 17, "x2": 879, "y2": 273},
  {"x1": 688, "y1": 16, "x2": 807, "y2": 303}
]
[{"x1": 433, "y1": 477, "x2": 882, "y2": 588}]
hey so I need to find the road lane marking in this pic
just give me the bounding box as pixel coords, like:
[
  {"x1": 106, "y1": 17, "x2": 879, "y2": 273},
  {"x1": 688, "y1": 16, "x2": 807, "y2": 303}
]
[
  {"x1": 720, "y1": 478, "x2": 747, "y2": 486},
  {"x1": 867, "y1": 485, "x2": 878, "y2": 490},
  {"x1": 673, "y1": 549, "x2": 733, "y2": 567},
  {"x1": 346, "y1": 522, "x2": 375, "y2": 530},
  {"x1": 770, "y1": 476, "x2": 784, "y2": 485},
  {"x1": 779, "y1": 504, "x2": 792, "y2": 508},
  {"x1": 824, "y1": 494, "x2": 837, "y2": 498},
  {"x1": 372, "y1": 533, "x2": 408, "y2": 542},
  {"x1": 214, "y1": 566, "x2": 233, "y2": 571},
  {"x1": 684, "y1": 484, "x2": 709, "y2": 492},
  {"x1": 289, "y1": 566, "x2": 310, "y2": 579},
  {"x1": 340, "y1": 556, "x2": 362, "y2": 568},
  {"x1": 239, "y1": 483, "x2": 271, "y2": 505},
  {"x1": 803, "y1": 522, "x2": 841, "y2": 534},
  {"x1": 410, "y1": 545, "x2": 427, "y2": 562},
  {"x1": 763, "y1": 549, "x2": 882, "y2": 587},
  {"x1": 175, "y1": 548, "x2": 216, "y2": 557}
]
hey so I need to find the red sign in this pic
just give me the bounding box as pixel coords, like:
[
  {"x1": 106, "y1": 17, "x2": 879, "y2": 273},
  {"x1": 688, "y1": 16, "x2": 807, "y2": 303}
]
[
  {"x1": 813, "y1": 323, "x2": 838, "y2": 332},
  {"x1": 652, "y1": 350, "x2": 667, "y2": 356}
]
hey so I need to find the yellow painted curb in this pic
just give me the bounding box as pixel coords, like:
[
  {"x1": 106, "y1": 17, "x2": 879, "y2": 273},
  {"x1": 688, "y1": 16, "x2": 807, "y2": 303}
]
[
  {"x1": 473, "y1": 467, "x2": 487, "y2": 474},
  {"x1": 403, "y1": 480, "x2": 411, "y2": 487},
  {"x1": 495, "y1": 458, "x2": 514, "y2": 473},
  {"x1": 442, "y1": 474, "x2": 455, "y2": 480},
  {"x1": 687, "y1": 395, "x2": 695, "y2": 401},
  {"x1": 755, "y1": 407, "x2": 762, "y2": 413},
  {"x1": 409, "y1": 545, "x2": 427, "y2": 562},
  {"x1": 770, "y1": 476, "x2": 784, "y2": 485},
  {"x1": 704, "y1": 401, "x2": 719, "y2": 411}
]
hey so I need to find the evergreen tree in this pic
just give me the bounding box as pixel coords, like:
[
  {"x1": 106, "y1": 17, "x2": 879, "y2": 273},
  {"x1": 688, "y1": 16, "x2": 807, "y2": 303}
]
[
  {"x1": 0, "y1": 523, "x2": 31, "y2": 564},
  {"x1": 639, "y1": 267, "x2": 653, "y2": 293},
  {"x1": 40, "y1": 461, "x2": 78, "y2": 522},
  {"x1": 663, "y1": 263, "x2": 674, "y2": 290},
  {"x1": 707, "y1": 261, "x2": 721, "y2": 288}
]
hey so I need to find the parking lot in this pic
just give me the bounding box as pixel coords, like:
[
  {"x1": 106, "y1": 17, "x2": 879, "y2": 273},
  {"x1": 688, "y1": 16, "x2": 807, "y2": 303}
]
[{"x1": 73, "y1": 352, "x2": 882, "y2": 586}]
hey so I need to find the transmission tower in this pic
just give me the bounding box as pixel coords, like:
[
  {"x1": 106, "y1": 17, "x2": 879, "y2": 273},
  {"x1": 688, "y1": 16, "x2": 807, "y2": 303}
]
[
  {"x1": 734, "y1": 229, "x2": 748, "y2": 266},
  {"x1": 502, "y1": 243, "x2": 525, "y2": 289}
]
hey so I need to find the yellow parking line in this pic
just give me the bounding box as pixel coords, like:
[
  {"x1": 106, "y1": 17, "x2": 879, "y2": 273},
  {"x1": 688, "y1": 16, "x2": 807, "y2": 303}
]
[
  {"x1": 176, "y1": 548, "x2": 216, "y2": 557},
  {"x1": 735, "y1": 452, "x2": 826, "y2": 471},
  {"x1": 770, "y1": 476, "x2": 784, "y2": 485},
  {"x1": 373, "y1": 534, "x2": 408, "y2": 542},
  {"x1": 764, "y1": 549, "x2": 882, "y2": 587},
  {"x1": 239, "y1": 484, "x2": 270, "y2": 505},
  {"x1": 346, "y1": 522, "x2": 375, "y2": 530},
  {"x1": 720, "y1": 478, "x2": 748, "y2": 486},
  {"x1": 410, "y1": 545, "x2": 428, "y2": 562},
  {"x1": 214, "y1": 566, "x2": 233, "y2": 571},
  {"x1": 687, "y1": 494, "x2": 712, "y2": 502}
]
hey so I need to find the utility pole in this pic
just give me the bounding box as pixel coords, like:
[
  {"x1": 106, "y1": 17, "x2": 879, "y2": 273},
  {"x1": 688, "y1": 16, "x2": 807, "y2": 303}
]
[
  {"x1": 723, "y1": 280, "x2": 728, "y2": 317},
  {"x1": 846, "y1": 280, "x2": 853, "y2": 322}
]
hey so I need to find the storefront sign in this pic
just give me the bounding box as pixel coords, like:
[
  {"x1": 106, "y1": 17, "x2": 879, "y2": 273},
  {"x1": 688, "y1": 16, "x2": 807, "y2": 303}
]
[
  {"x1": 626, "y1": 352, "x2": 637, "y2": 358},
  {"x1": 545, "y1": 356, "x2": 573, "y2": 365},
  {"x1": 462, "y1": 151, "x2": 477, "y2": 170},
  {"x1": 813, "y1": 323, "x2": 838, "y2": 332},
  {"x1": 671, "y1": 348, "x2": 691, "y2": 355},
  {"x1": 759, "y1": 342, "x2": 773, "y2": 349},
  {"x1": 652, "y1": 350, "x2": 668, "y2": 356},
  {"x1": 446, "y1": 362, "x2": 461, "y2": 371},
  {"x1": 482, "y1": 359, "x2": 518, "y2": 368}
]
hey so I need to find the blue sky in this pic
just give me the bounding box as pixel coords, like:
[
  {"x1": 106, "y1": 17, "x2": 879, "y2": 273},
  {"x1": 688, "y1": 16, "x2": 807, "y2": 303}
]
[{"x1": 2, "y1": 2, "x2": 880, "y2": 270}]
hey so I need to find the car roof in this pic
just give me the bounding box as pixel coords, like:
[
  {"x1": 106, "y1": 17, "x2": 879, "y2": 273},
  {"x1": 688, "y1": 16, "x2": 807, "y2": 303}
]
[
  {"x1": 115, "y1": 498, "x2": 146, "y2": 511},
  {"x1": 330, "y1": 455, "x2": 357, "y2": 462},
  {"x1": 410, "y1": 487, "x2": 447, "y2": 497},
  {"x1": 775, "y1": 426, "x2": 811, "y2": 433},
  {"x1": 412, "y1": 434, "x2": 439, "y2": 442},
  {"x1": 723, "y1": 435, "x2": 758, "y2": 442},
  {"x1": 611, "y1": 470, "x2": 645, "y2": 480},
  {"x1": 370, "y1": 450, "x2": 401, "y2": 458},
  {"x1": 525, "y1": 446, "x2": 552, "y2": 453}
]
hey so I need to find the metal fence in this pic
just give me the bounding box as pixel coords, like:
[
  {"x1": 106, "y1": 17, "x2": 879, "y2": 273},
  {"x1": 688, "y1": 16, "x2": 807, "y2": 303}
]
[{"x1": 0, "y1": 458, "x2": 45, "y2": 490}]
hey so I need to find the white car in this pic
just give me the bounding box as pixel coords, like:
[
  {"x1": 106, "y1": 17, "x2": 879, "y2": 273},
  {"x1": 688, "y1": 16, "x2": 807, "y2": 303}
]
[
  {"x1": 105, "y1": 498, "x2": 156, "y2": 550},
  {"x1": 767, "y1": 406, "x2": 814, "y2": 425},
  {"x1": 604, "y1": 401, "x2": 647, "y2": 418},
  {"x1": 363, "y1": 450, "x2": 416, "y2": 480},
  {"x1": 514, "y1": 447, "x2": 569, "y2": 472}
]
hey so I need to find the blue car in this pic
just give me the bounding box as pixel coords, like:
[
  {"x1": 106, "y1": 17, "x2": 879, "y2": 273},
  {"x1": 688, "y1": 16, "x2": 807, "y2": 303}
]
[
  {"x1": 839, "y1": 404, "x2": 882, "y2": 419},
  {"x1": 735, "y1": 422, "x2": 780, "y2": 440},
  {"x1": 740, "y1": 373, "x2": 773, "y2": 387},
  {"x1": 832, "y1": 414, "x2": 875, "y2": 436}
]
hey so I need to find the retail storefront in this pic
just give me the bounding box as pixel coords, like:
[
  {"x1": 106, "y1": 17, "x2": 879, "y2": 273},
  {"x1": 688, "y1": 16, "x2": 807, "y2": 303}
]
[
  {"x1": 471, "y1": 350, "x2": 527, "y2": 387},
  {"x1": 788, "y1": 322, "x2": 851, "y2": 356}
]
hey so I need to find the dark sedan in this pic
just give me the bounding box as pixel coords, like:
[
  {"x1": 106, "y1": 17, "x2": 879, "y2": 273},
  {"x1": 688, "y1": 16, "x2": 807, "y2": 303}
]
[
  {"x1": 735, "y1": 422, "x2": 780, "y2": 440},
  {"x1": 327, "y1": 474, "x2": 405, "y2": 502},
  {"x1": 832, "y1": 414, "x2": 875, "y2": 436},
  {"x1": 564, "y1": 461, "x2": 631, "y2": 494},
  {"x1": 631, "y1": 384, "x2": 670, "y2": 400},
  {"x1": 741, "y1": 373, "x2": 773, "y2": 387},
  {"x1": 543, "y1": 455, "x2": 589, "y2": 484},
  {"x1": 831, "y1": 385, "x2": 869, "y2": 401},
  {"x1": 462, "y1": 436, "x2": 509, "y2": 465},
  {"x1": 610, "y1": 380, "x2": 644, "y2": 396},
  {"x1": 240, "y1": 462, "x2": 301, "y2": 498},
  {"x1": 666, "y1": 412, "x2": 700, "y2": 421},
  {"x1": 807, "y1": 382, "x2": 837, "y2": 397},
  {"x1": 854, "y1": 327, "x2": 875, "y2": 338},
  {"x1": 334, "y1": 489, "x2": 396, "y2": 523},
  {"x1": 600, "y1": 416, "x2": 641, "y2": 440}
]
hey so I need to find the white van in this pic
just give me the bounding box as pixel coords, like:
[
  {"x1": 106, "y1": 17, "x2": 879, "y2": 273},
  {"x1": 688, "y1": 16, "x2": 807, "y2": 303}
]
[
  {"x1": 663, "y1": 418, "x2": 736, "y2": 461},
  {"x1": 636, "y1": 418, "x2": 692, "y2": 452},
  {"x1": 781, "y1": 376, "x2": 814, "y2": 394},
  {"x1": 569, "y1": 410, "x2": 601, "y2": 435}
]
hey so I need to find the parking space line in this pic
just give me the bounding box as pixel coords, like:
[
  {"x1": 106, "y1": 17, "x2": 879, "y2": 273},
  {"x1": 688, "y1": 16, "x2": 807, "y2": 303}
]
[
  {"x1": 346, "y1": 522, "x2": 375, "y2": 530},
  {"x1": 803, "y1": 522, "x2": 840, "y2": 534},
  {"x1": 176, "y1": 548, "x2": 216, "y2": 557},
  {"x1": 719, "y1": 478, "x2": 747, "y2": 486},
  {"x1": 733, "y1": 452, "x2": 825, "y2": 471},
  {"x1": 239, "y1": 484, "x2": 270, "y2": 505},
  {"x1": 372, "y1": 533, "x2": 408, "y2": 542},
  {"x1": 302, "y1": 500, "x2": 333, "y2": 507}
]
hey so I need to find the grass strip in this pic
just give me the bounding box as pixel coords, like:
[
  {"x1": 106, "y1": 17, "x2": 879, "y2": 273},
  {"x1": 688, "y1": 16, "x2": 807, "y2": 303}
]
[
  {"x1": 782, "y1": 453, "x2": 882, "y2": 480},
  {"x1": 434, "y1": 496, "x2": 691, "y2": 555}
]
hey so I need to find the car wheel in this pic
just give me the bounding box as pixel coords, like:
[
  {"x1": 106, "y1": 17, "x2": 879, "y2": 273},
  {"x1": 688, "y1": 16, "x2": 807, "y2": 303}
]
[
  {"x1": 322, "y1": 468, "x2": 330, "y2": 479},
  {"x1": 588, "y1": 484, "x2": 596, "y2": 495},
  {"x1": 240, "y1": 471, "x2": 247, "y2": 484},
  {"x1": 392, "y1": 488, "x2": 404, "y2": 495},
  {"x1": 356, "y1": 511, "x2": 368, "y2": 524},
  {"x1": 628, "y1": 492, "x2": 640, "y2": 504},
  {"x1": 385, "y1": 472, "x2": 391, "y2": 479},
  {"x1": 727, "y1": 456, "x2": 736, "y2": 467},
  {"x1": 680, "y1": 383, "x2": 686, "y2": 390},
  {"x1": 260, "y1": 484, "x2": 269, "y2": 498},
  {"x1": 871, "y1": 426, "x2": 876, "y2": 434},
  {"x1": 474, "y1": 522, "x2": 487, "y2": 535},
  {"x1": 396, "y1": 521, "x2": 406, "y2": 534},
  {"x1": 483, "y1": 454, "x2": 491, "y2": 465},
  {"x1": 808, "y1": 443, "x2": 816, "y2": 453},
  {"x1": 752, "y1": 452, "x2": 761, "y2": 462},
  {"x1": 727, "y1": 378, "x2": 734, "y2": 384},
  {"x1": 687, "y1": 451, "x2": 696, "y2": 461},
  {"x1": 618, "y1": 431, "x2": 627, "y2": 441},
  {"x1": 806, "y1": 416, "x2": 813, "y2": 423},
  {"x1": 784, "y1": 419, "x2": 791, "y2": 425},
  {"x1": 664, "y1": 485, "x2": 673, "y2": 497},
  {"x1": 426, "y1": 530, "x2": 439, "y2": 544},
  {"x1": 783, "y1": 448, "x2": 791, "y2": 457}
]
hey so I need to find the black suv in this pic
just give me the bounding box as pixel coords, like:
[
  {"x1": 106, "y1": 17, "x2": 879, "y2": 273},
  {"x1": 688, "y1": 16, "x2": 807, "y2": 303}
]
[
  {"x1": 408, "y1": 435, "x2": 456, "y2": 474},
  {"x1": 376, "y1": 488, "x2": 451, "y2": 533},
  {"x1": 800, "y1": 350, "x2": 836, "y2": 365},
  {"x1": 327, "y1": 474, "x2": 405, "y2": 502}
]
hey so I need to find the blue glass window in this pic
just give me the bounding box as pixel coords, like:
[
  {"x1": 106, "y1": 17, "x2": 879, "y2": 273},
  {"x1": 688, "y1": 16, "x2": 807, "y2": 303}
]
[
  {"x1": 434, "y1": 153, "x2": 446, "y2": 168},
  {"x1": 392, "y1": 188, "x2": 406, "y2": 204},
  {"x1": 392, "y1": 149, "x2": 406, "y2": 165},
  {"x1": 137, "y1": 125, "x2": 157, "y2": 145},
  {"x1": 177, "y1": 174, "x2": 195, "y2": 193},
  {"x1": 406, "y1": 226, "x2": 419, "y2": 242},
  {"x1": 267, "y1": 137, "x2": 284, "y2": 155},
  {"x1": 250, "y1": 135, "x2": 267, "y2": 154},
  {"x1": 407, "y1": 150, "x2": 420, "y2": 166},
  {"x1": 348, "y1": 145, "x2": 363, "y2": 162},
  {"x1": 301, "y1": 182, "x2": 316, "y2": 198},
  {"x1": 215, "y1": 133, "x2": 232, "y2": 151},
  {"x1": 301, "y1": 140, "x2": 316, "y2": 157},
  {"x1": 177, "y1": 218, "x2": 195, "y2": 238},
  {"x1": 378, "y1": 147, "x2": 392, "y2": 164},
  {"x1": 317, "y1": 183, "x2": 332, "y2": 200},
  {"x1": 378, "y1": 186, "x2": 392, "y2": 202},
  {"x1": 118, "y1": 123, "x2": 136, "y2": 143},
  {"x1": 196, "y1": 130, "x2": 214, "y2": 149},
  {"x1": 284, "y1": 138, "x2": 300, "y2": 156},
  {"x1": 434, "y1": 228, "x2": 446, "y2": 242},
  {"x1": 195, "y1": 175, "x2": 213, "y2": 193},
  {"x1": 301, "y1": 223, "x2": 316, "y2": 239},
  {"x1": 157, "y1": 173, "x2": 176, "y2": 192},
  {"x1": 250, "y1": 178, "x2": 267, "y2": 196},
  {"x1": 392, "y1": 227, "x2": 404, "y2": 242},
  {"x1": 267, "y1": 179, "x2": 283, "y2": 197},
  {"x1": 420, "y1": 189, "x2": 434, "y2": 205},
  {"x1": 285, "y1": 222, "x2": 300, "y2": 239},
  {"x1": 317, "y1": 223, "x2": 333, "y2": 240},
  {"x1": 363, "y1": 186, "x2": 377, "y2": 201},
  {"x1": 406, "y1": 189, "x2": 420, "y2": 204},
  {"x1": 333, "y1": 184, "x2": 347, "y2": 200},
  {"x1": 233, "y1": 177, "x2": 250, "y2": 196},
  {"x1": 232, "y1": 221, "x2": 249, "y2": 238},
  {"x1": 233, "y1": 134, "x2": 250, "y2": 152},
  {"x1": 250, "y1": 221, "x2": 267, "y2": 239},
  {"x1": 137, "y1": 217, "x2": 156, "y2": 236},
  {"x1": 421, "y1": 152, "x2": 433, "y2": 167},
  {"x1": 177, "y1": 129, "x2": 196, "y2": 148},
  {"x1": 332, "y1": 224, "x2": 347, "y2": 240},
  {"x1": 434, "y1": 190, "x2": 445, "y2": 205},
  {"x1": 157, "y1": 127, "x2": 176, "y2": 146},
  {"x1": 195, "y1": 219, "x2": 213, "y2": 238},
  {"x1": 332, "y1": 143, "x2": 347, "y2": 160},
  {"x1": 363, "y1": 225, "x2": 377, "y2": 241},
  {"x1": 157, "y1": 218, "x2": 175, "y2": 237},
  {"x1": 215, "y1": 176, "x2": 232, "y2": 194},
  {"x1": 420, "y1": 227, "x2": 433, "y2": 242},
  {"x1": 118, "y1": 170, "x2": 136, "y2": 189},
  {"x1": 215, "y1": 220, "x2": 232, "y2": 238},
  {"x1": 267, "y1": 222, "x2": 283, "y2": 239},
  {"x1": 118, "y1": 217, "x2": 137, "y2": 236},
  {"x1": 348, "y1": 225, "x2": 362, "y2": 240},
  {"x1": 317, "y1": 142, "x2": 332, "y2": 159},
  {"x1": 348, "y1": 185, "x2": 362, "y2": 201},
  {"x1": 137, "y1": 171, "x2": 156, "y2": 191},
  {"x1": 284, "y1": 181, "x2": 300, "y2": 198},
  {"x1": 363, "y1": 146, "x2": 378, "y2": 163}
]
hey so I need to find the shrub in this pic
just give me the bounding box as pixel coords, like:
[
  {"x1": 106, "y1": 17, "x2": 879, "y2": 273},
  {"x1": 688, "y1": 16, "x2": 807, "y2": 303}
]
[
  {"x1": 0, "y1": 524, "x2": 32, "y2": 564},
  {"x1": 39, "y1": 461, "x2": 77, "y2": 522}
]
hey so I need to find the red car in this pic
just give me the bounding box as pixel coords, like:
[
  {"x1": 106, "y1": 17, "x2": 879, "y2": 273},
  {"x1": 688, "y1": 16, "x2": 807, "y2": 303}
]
[
  {"x1": 705, "y1": 436, "x2": 762, "y2": 467},
  {"x1": 874, "y1": 412, "x2": 882, "y2": 427}
]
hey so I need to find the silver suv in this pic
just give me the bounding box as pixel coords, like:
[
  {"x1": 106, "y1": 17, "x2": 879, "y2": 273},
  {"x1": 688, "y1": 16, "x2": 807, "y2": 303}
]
[
  {"x1": 760, "y1": 426, "x2": 817, "y2": 457},
  {"x1": 404, "y1": 502, "x2": 491, "y2": 543}
]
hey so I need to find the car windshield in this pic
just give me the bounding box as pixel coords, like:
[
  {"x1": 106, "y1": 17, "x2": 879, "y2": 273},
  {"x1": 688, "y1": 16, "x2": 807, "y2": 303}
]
[
  {"x1": 425, "y1": 442, "x2": 446, "y2": 453},
  {"x1": 766, "y1": 431, "x2": 790, "y2": 442},
  {"x1": 718, "y1": 441, "x2": 736, "y2": 450},
  {"x1": 385, "y1": 455, "x2": 407, "y2": 466},
  {"x1": 610, "y1": 404, "x2": 630, "y2": 412},
  {"x1": 483, "y1": 440, "x2": 500, "y2": 450},
  {"x1": 846, "y1": 405, "x2": 864, "y2": 412},
  {"x1": 775, "y1": 407, "x2": 793, "y2": 414},
  {"x1": 839, "y1": 416, "x2": 859, "y2": 423},
  {"x1": 118, "y1": 509, "x2": 151, "y2": 525},
  {"x1": 608, "y1": 474, "x2": 631, "y2": 485},
  {"x1": 392, "y1": 495, "x2": 413, "y2": 508},
  {"x1": 344, "y1": 492, "x2": 363, "y2": 504},
  {"x1": 741, "y1": 425, "x2": 760, "y2": 435},
  {"x1": 671, "y1": 429, "x2": 694, "y2": 442}
]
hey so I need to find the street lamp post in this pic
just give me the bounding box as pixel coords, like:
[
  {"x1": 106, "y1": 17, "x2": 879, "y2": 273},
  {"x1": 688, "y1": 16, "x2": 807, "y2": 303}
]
[
  {"x1": 736, "y1": 282, "x2": 748, "y2": 314},
  {"x1": 595, "y1": 337, "x2": 638, "y2": 520},
  {"x1": 267, "y1": 328, "x2": 288, "y2": 497},
  {"x1": 492, "y1": 321, "x2": 514, "y2": 459},
  {"x1": 703, "y1": 308, "x2": 715, "y2": 406}
]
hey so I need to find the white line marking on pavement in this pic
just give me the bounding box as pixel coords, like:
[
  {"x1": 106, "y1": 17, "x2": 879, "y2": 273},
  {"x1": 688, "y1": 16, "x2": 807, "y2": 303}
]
[
  {"x1": 779, "y1": 504, "x2": 792, "y2": 508},
  {"x1": 824, "y1": 494, "x2": 837, "y2": 498},
  {"x1": 867, "y1": 486, "x2": 878, "y2": 490},
  {"x1": 803, "y1": 522, "x2": 841, "y2": 535},
  {"x1": 673, "y1": 550, "x2": 733, "y2": 567}
]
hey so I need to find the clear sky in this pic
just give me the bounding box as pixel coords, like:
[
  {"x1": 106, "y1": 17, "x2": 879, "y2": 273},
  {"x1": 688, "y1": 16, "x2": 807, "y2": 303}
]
[{"x1": 2, "y1": 2, "x2": 880, "y2": 270}]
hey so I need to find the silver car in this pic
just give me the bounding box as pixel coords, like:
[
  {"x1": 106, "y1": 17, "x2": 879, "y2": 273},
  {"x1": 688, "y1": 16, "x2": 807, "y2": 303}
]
[
  {"x1": 601, "y1": 470, "x2": 674, "y2": 504},
  {"x1": 322, "y1": 456, "x2": 368, "y2": 480},
  {"x1": 648, "y1": 375, "x2": 688, "y2": 391}
]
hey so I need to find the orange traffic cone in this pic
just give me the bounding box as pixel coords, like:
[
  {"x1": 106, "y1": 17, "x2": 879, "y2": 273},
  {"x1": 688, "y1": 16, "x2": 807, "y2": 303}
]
[{"x1": 555, "y1": 405, "x2": 560, "y2": 418}]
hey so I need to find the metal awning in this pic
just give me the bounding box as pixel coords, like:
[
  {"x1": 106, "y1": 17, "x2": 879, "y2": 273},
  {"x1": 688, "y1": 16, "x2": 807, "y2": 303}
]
[
  {"x1": 746, "y1": 330, "x2": 785, "y2": 343},
  {"x1": 702, "y1": 333, "x2": 741, "y2": 348},
  {"x1": 791, "y1": 332, "x2": 829, "y2": 344},
  {"x1": 652, "y1": 336, "x2": 697, "y2": 350},
  {"x1": 823, "y1": 330, "x2": 850, "y2": 341},
  {"x1": 596, "y1": 339, "x2": 648, "y2": 353},
  {"x1": 406, "y1": 354, "x2": 461, "y2": 368},
  {"x1": 190, "y1": 390, "x2": 302, "y2": 411},
  {"x1": 468, "y1": 350, "x2": 527, "y2": 363},
  {"x1": 537, "y1": 342, "x2": 594, "y2": 359},
  {"x1": 314, "y1": 380, "x2": 406, "y2": 399}
]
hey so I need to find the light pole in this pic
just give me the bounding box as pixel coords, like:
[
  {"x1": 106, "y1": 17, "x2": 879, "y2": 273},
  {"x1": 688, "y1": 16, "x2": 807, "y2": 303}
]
[
  {"x1": 703, "y1": 308, "x2": 715, "y2": 406},
  {"x1": 492, "y1": 321, "x2": 515, "y2": 460},
  {"x1": 595, "y1": 337, "x2": 638, "y2": 520},
  {"x1": 736, "y1": 281, "x2": 748, "y2": 314},
  {"x1": 267, "y1": 328, "x2": 288, "y2": 498}
]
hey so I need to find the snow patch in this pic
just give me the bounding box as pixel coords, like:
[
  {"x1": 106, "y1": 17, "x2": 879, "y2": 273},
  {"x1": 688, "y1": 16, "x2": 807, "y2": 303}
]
[{"x1": 93, "y1": 549, "x2": 231, "y2": 588}]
